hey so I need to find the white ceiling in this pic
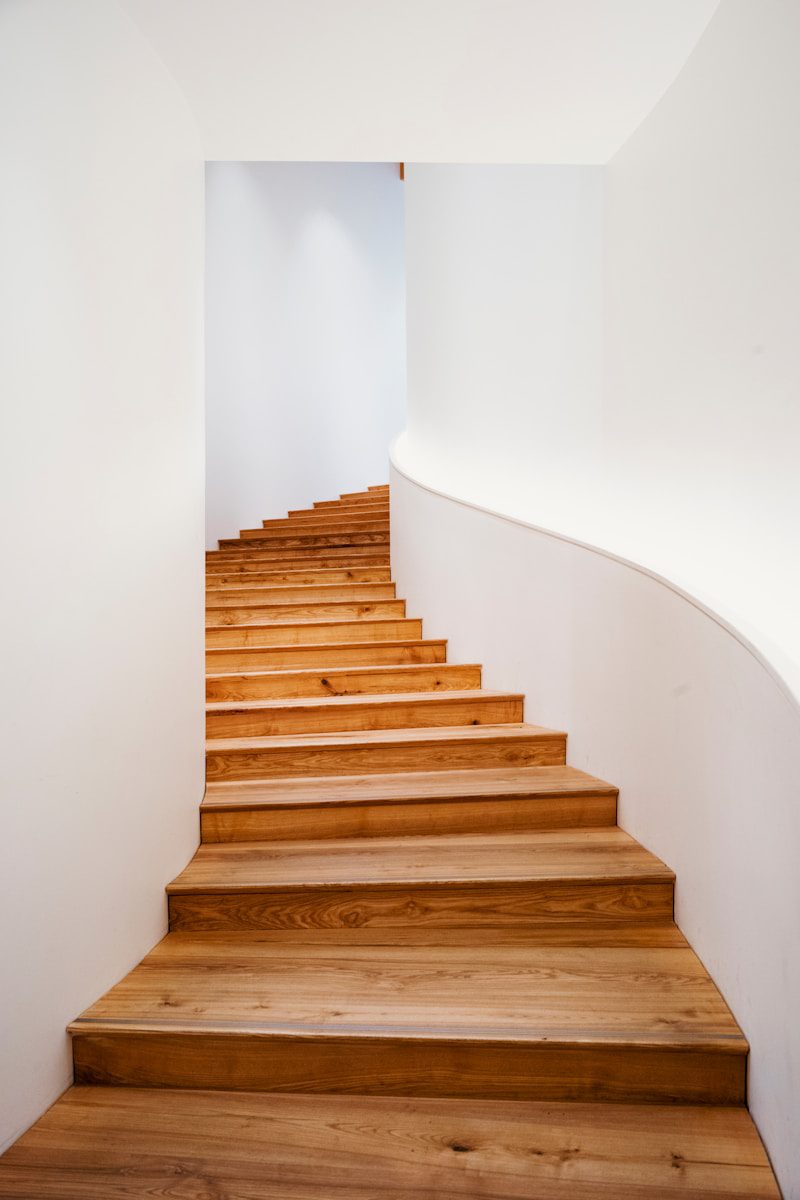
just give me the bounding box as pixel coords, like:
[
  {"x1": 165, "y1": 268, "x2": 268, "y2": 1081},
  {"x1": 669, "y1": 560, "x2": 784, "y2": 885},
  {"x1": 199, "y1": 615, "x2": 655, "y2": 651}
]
[{"x1": 121, "y1": 0, "x2": 720, "y2": 163}]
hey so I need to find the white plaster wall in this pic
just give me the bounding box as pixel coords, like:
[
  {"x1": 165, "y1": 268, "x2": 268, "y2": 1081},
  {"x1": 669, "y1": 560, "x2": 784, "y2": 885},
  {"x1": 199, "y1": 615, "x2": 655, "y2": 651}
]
[
  {"x1": 0, "y1": 0, "x2": 204, "y2": 1152},
  {"x1": 205, "y1": 162, "x2": 405, "y2": 545},
  {"x1": 405, "y1": 164, "x2": 604, "y2": 478}
]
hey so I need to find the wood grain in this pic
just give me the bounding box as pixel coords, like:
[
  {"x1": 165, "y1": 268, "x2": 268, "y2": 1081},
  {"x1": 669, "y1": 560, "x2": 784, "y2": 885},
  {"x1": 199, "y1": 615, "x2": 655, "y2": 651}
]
[
  {"x1": 260, "y1": 518, "x2": 390, "y2": 533},
  {"x1": 205, "y1": 598, "x2": 406, "y2": 626},
  {"x1": 205, "y1": 565, "x2": 392, "y2": 585},
  {"x1": 205, "y1": 617, "x2": 423, "y2": 649},
  {"x1": 204, "y1": 662, "x2": 481, "y2": 702},
  {"x1": 208, "y1": 545, "x2": 390, "y2": 562},
  {"x1": 69, "y1": 932, "x2": 746, "y2": 1103},
  {"x1": 205, "y1": 581, "x2": 397, "y2": 604},
  {"x1": 205, "y1": 638, "x2": 448, "y2": 673},
  {"x1": 205, "y1": 689, "x2": 524, "y2": 737},
  {"x1": 200, "y1": 764, "x2": 618, "y2": 841},
  {"x1": 0, "y1": 1088, "x2": 779, "y2": 1199},
  {"x1": 167, "y1": 828, "x2": 674, "y2": 933},
  {"x1": 205, "y1": 723, "x2": 567, "y2": 781},
  {"x1": 227, "y1": 530, "x2": 391, "y2": 547}
]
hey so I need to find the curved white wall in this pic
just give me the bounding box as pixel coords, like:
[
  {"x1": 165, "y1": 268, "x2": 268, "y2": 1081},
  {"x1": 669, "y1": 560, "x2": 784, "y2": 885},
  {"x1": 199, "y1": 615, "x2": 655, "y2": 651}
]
[
  {"x1": 205, "y1": 162, "x2": 405, "y2": 543},
  {"x1": 398, "y1": 5, "x2": 800, "y2": 1191},
  {"x1": 0, "y1": 0, "x2": 204, "y2": 1152}
]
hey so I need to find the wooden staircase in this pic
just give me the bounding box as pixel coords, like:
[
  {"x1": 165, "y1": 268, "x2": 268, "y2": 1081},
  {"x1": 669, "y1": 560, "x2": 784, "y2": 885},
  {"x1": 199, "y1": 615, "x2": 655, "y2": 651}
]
[{"x1": 0, "y1": 483, "x2": 780, "y2": 1197}]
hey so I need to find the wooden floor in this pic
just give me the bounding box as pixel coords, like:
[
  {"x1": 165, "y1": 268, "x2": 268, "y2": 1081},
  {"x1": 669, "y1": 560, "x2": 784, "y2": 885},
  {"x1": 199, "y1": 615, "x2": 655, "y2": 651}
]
[{"x1": 0, "y1": 483, "x2": 780, "y2": 1198}]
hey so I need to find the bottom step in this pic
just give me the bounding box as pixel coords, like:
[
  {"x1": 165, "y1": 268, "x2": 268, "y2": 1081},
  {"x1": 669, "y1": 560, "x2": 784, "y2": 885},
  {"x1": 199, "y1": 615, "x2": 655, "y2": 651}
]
[
  {"x1": 0, "y1": 1087, "x2": 779, "y2": 1198},
  {"x1": 69, "y1": 930, "x2": 747, "y2": 1105}
]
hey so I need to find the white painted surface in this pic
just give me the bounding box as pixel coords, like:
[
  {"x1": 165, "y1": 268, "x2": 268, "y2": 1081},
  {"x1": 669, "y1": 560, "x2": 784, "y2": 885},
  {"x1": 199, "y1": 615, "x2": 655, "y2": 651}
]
[
  {"x1": 120, "y1": 0, "x2": 719, "y2": 163},
  {"x1": 604, "y1": 0, "x2": 800, "y2": 700},
  {"x1": 205, "y1": 162, "x2": 405, "y2": 545},
  {"x1": 405, "y1": 164, "x2": 604, "y2": 472},
  {"x1": 390, "y1": 457, "x2": 800, "y2": 1197},
  {"x1": 0, "y1": 0, "x2": 204, "y2": 1152}
]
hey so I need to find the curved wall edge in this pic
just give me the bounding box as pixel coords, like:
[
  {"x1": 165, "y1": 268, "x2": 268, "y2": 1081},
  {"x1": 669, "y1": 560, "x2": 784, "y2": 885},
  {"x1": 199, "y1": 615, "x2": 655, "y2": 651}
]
[
  {"x1": 391, "y1": 434, "x2": 800, "y2": 720},
  {"x1": 390, "y1": 440, "x2": 800, "y2": 1197}
]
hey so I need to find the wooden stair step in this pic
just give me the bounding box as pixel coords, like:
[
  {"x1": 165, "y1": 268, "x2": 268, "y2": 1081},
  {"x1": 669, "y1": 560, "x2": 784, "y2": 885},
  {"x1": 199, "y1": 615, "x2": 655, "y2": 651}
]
[
  {"x1": 0, "y1": 1087, "x2": 778, "y2": 1199},
  {"x1": 207, "y1": 542, "x2": 390, "y2": 558},
  {"x1": 205, "y1": 662, "x2": 481, "y2": 702},
  {"x1": 205, "y1": 638, "x2": 447, "y2": 674},
  {"x1": 206, "y1": 616, "x2": 422, "y2": 649},
  {"x1": 205, "y1": 582, "x2": 397, "y2": 605},
  {"x1": 201, "y1": 764, "x2": 618, "y2": 841},
  {"x1": 69, "y1": 929, "x2": 747, "y2": 1103},
  {"x1": 224, "y1": 531, "x2": 390, "y2": 549},
  {"x1": 205, "y1": 598, "x2": 406, "y2": 627},
  {"x1": 205, "y1": 566, "x2": 392, "y2": 586},
  {"x1": 286, "y1": 504, "x2": 389, "y2": 519},
  {"x1": 205, "y1": 723, "x2": 566, "y2": 781},
  {"x1": 261, "y1": 518, "x2": 389, "y2": 533},
  {"x1": 206, "y1": 689, "x2": 523, "y2": 738},
  {"x1": 207, "y1": 550, "x2": 391, "y2": 568},
  {"x1": 314, "y1": 496, "x2": 389, "y2": 509},
  {"x1": 166, "y1": 827, "x2": 674, "y2": 932}
]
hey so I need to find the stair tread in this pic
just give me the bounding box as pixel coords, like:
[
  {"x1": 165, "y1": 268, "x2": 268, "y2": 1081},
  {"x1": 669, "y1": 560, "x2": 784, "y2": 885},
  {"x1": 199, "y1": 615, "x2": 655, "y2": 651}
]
[
  {"x1": 206, "y1": 722, "x2": 562, "y2": 752},
  {"x1": 205, "y1": 615, "x2": 418, "y2": 631},
  {"x1": 70, "y1": 930, "x2": 745, "y2": 1050},
  {"x1": 0, "y1": 1088, "x2": 778, "y2": 1200},
  {"x1": 206, "y1": 688, "x2": 521, "y2": 713},
  {"x1": 205, "y1": 582, "x2": 395, "y2": 596},
  {"x1": 202, "y1": 764, "x2": 616, "y2": 810},
  {"x1": 168, "y1": 828, "x2": 673, "y2": 892},
  {"x1": 205, "y1": 662, "x2": 477, "y2": 682}
]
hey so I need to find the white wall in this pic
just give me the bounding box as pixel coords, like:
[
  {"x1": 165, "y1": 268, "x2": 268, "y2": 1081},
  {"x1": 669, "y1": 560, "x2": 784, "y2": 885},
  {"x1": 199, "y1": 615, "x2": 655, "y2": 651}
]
[
  {"x1": 205, "y1": 162, "x2": 405, "y2": 545},
  {"x1": 0, "y1": 0, "x2": 204, "y2": 1153},
  {"x1": 121, "y1": 0, "x2": 719, "y2": 164},
  {"x1": 604, "y1": 0, "x2": 800, "y2": 698},
  {"x1": 405, "y1": 165, "x2": 603, "y2": 480}
]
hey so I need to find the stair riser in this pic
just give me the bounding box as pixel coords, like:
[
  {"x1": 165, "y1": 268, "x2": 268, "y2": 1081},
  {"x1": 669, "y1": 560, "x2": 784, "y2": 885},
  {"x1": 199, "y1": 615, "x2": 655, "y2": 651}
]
[
  {"x1": 206, "y1": 619, "x2": 422, "y2": 649},
  {"x1": 209, "y1": 547, "x2": 391, "y2": 559},
  {"x1": 205, "y1": 641, "x2": 447, "y2": 673},
  {"x1": 312, "y1": 504, "x2": 389, "y2": 514},
  {"x1": 277, "y1": 513, "x2": 388, "y2": 528},
  {"x1": 205, "y1": 600, "x2": 406, "y2": 627},
  {"x1": 292, "y1": 500, "x2": 390, "y2": 511},
  {"x1": 168, "y1": 881, "x2": 674, "y2": 933},
  {"x1": 207, "y1": 552, "x2": 391, "y2": 569},
  {"x1": 205, "y1": 664, "x2": 480, "y2": 702},
  {"x1": 223, "y1": 533, "x2": 390, "y2": 549},
  {"x1": 260, "y1": 520, "x2": 390, "y2": 534},
  {"x1": 72, "y1": 1032, "x2": 745, "y2": 1105},
  {"x1": 205, "y1": 569, "x2": 393, "y2": 587},
  {"x1": 200, "y1": 791, "x2": 617, "y2": 842},
  {"x1": 205, "y1": 734, "x2": 567, "y2": 781},
  {"x1": 205, "y1": 696, "x2": 524, "y2": 738},
  {"x1": 205, "y1": 584, "x2": 397, "y2": 605}
]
